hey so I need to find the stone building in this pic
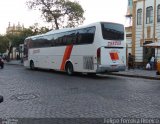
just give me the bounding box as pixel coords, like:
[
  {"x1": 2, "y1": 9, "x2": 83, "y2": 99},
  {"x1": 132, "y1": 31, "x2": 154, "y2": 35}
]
[
  {"x1": 6, "y1": 22, "x2": 24, "y2": 60},
  {"x1": 6, "y1": 22, "x2": 24, "y2": 35},
  {"x1": 132, "y1": 0, "x2": 160, "y2": 67},
  {"x1": 125, "y1": 0, "x2": 133, "y2": 64}
]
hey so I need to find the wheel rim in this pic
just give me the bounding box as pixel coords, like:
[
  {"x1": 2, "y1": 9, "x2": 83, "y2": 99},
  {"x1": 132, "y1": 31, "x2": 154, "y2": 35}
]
[
  {"x1": 68, "y1": 67, "x2": 72, "y2": 75},
  {"x1": 67, "y1": 63, "x2": 73, "y2": 75},
  {"x1": 30, "y1": 62, "x2": 34, "y2": 70}
]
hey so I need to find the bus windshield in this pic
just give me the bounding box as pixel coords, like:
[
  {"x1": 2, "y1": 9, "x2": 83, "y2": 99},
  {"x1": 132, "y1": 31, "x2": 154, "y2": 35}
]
[{"x1": 101, "y1": 22, "x2": 124, "y2": 40}]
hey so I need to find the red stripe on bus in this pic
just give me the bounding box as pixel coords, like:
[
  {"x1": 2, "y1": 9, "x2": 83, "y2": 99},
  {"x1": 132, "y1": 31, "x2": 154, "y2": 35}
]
[{"x1": 60, "y1": 45, "x2": 73, "y2": 70}]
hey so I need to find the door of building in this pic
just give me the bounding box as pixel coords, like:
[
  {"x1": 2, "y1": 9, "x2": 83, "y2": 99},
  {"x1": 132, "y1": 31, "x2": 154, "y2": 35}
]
[{"x1": 143, "y1": 41, "x2": 155, "y2": 63}]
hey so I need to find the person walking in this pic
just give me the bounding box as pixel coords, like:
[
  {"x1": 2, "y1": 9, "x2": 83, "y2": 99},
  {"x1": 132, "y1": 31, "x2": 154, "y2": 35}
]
[
  {"x1": 0, "y1": 57, "x2": 4, "y2": 69},
  {"x1": 150, "y1": 55, "x2": 155, "y2": 70},
  {"x1": 146, "y1": 62, "x2": 151, "y2": 70},
  {"x1": 128, "y1": 53, "x2": 133, "y2": 70}
]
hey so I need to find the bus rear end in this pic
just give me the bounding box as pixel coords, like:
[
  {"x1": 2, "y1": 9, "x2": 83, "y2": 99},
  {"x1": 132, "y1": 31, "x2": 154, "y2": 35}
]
[{"x1": 96, "y1": 22, "x2": 126, "y2": 73}]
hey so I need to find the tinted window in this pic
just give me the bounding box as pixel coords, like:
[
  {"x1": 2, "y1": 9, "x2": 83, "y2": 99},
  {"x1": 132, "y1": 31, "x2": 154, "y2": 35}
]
[
  {"x1": 53, "y1": 33, "x2": 64, "y2": 46},
  {"x1": 28, "y1": 27, "x2": 95, "y2": 48},
  {"x1": 31, "y1": 36, "x2": 52, "y2": 48},
  {"x1": 76, "y1": 27, "x2": 95, "y2": 44},
  {"x1": 65, "y1": 31, "x2": 76, "y2": 45},
  {"x1": 101, "y1": 22, "x2": 124, "y2": 40}
]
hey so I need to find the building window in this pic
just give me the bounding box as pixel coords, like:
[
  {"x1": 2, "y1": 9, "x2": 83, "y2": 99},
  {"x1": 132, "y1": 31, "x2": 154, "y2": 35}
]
[
  {"x1": 137, "y1": 9, "x2": 142, "y2": 25},
  {"x1": 157, "y1": 5, "x2": 160, "y2": 22},
  {"x1": 146, "y1": 6, "x2": 153, "y2": 24}
]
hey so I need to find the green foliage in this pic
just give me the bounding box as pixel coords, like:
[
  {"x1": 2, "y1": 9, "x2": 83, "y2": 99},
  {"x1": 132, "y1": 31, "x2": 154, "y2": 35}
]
[
  {"x1": 0, "y1": 35, "x2": 9, "y2": 53},
  {"x1": 26, "y1": 0, "x2": 85, "y2": 29},
  {"x1": 29, "y1": 23, "x2": 50, "y2": 35},
  {"x1": 0, "y1": 25, "x2": 50, "y2": 54},
  {"x1": 5, "y1": 28, "x2": 33, "y2": 47}
]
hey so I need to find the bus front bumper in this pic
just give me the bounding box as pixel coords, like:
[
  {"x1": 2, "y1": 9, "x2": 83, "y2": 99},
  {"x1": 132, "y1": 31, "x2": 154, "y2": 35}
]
[{"x1": 96, "y1": 64, "x2": 126, "y2": 73}]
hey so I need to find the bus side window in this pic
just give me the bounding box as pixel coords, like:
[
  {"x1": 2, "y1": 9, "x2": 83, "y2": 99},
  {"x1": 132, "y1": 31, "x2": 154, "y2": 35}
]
[
  {"x1": 54, "y1": 34, "x2": 60, "y2": 46},
  {"x1": 51, "y1": 34, "x2": 56, "y2": 46},
  {"x1": 76, "y1": 32, "x2": 82, "y2": 44},
  {"x1": 45, "y1": 35, "x2": 54, "y2": 47},
  {"x1": 63, "y1": 33, "x2": 67, "y2": 45},
  {"x1": 66, "y1": 31, "x2": 76, "y2": 45}
]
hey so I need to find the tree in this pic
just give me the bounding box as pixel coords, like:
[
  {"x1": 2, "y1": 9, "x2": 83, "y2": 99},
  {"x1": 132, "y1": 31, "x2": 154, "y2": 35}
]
[
  {"x1": 26, "y1": 0, "x2": 85, "y2": 29},
  {"x1": 29, "y1": 23, "x2": 50, "y2": 34},
  {"x1": 0, "y1": 25, "x2": 49, "y2": 60},
  {"x1": 6, "y1": 25, "x2": 49, "y2": 48},
  {"x1": 0, "y1": 35, "x2": 9, "y2": 54}
]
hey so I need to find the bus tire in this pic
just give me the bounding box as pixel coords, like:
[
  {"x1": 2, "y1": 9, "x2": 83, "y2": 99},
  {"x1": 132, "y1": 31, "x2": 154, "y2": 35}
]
[
  {"x1": 0, "y1": 95, "x2": 3, "y2": 103},
  {"x1": 0, "y1": 65, "x2": 3, "y2": 69},
  {"x1": 65, "y1": 62, "x2": 74, "y2": 75},
  {"x1": 30, "y1": 61, "x2": 35, "y2": 70}
]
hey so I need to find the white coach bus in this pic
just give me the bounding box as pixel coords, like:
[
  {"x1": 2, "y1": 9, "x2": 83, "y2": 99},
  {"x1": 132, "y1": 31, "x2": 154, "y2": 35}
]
[{"x1": 23, "y1": 22, "x2": 126, "y2": 75}]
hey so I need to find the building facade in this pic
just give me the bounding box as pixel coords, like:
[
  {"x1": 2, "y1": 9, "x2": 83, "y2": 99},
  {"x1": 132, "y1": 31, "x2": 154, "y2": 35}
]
[
  {"x1": 6, "y1": 22, "x2": 25, "y2": 60},
  {"x1": 6, "y1": 22, "x2": 24, "y2": 35},
  {"x1": 126, "y1": 26, "x2": 132, "y2": 55},
  {"x1": 132, "y1": 0, "x2": 160, "y2": 66},
  {"x1": 125, "y1": 0, "x2": 133, "y2": 65}
]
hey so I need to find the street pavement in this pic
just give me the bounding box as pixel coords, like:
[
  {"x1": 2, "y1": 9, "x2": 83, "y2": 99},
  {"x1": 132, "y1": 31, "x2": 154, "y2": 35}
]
[
  {"x1": 5, "y1": 60, "x2": 160, "y2": 80},
  {"x1": 1, "y1": 63, "x2": 160, "y2": 123}
]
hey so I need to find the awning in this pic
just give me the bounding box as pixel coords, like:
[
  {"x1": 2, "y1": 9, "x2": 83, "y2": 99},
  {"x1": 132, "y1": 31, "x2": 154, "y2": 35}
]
[{"x1": 143, "y1": 42, "x2": 160, "y2": 48}]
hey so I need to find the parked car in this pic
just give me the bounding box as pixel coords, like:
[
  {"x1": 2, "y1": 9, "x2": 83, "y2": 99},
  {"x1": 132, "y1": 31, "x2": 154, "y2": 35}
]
[{"x1": 0, "y1": 57, "x2": 4, "y2": 69}]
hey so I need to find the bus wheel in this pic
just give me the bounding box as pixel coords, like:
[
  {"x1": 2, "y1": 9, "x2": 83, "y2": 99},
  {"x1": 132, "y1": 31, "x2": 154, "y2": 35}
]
[
  {"x1": 0, "y1": 64, "x2": 3, "y2": 69},
  {"x1": 0, "y1": 95, "x2": 3, "y2": 103},
  {"x1": 66, "y1": 62, "x2": 74, "y2": 75},
  {"x1": 30, "y1": 61, "x2": 35, "y2": 70}
]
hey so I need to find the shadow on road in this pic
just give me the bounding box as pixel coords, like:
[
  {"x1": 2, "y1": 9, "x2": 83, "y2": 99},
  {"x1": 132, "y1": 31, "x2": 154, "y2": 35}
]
[{"x1": 25, "y1": 68, "x2": 118, "y2": 80}]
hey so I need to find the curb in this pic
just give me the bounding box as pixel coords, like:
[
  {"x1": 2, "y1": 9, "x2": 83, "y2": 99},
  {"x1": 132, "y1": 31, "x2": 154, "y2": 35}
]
[
  {"x1": 107, "y1": 73, "x2": 160, "y2": 80},
  {"x1": 4, "y1": 62, "x2": 160, "y2": 80}
]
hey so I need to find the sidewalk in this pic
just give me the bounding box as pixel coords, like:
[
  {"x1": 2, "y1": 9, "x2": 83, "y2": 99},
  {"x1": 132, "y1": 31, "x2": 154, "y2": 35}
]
[
  {"x1": 108, "y1": 69, "x2": 160, "y2": 80},
  {"x1": 4, "y1": 60, "x2": 23, "y2": 66},
  {"x1": 5, "y1": 60, "x2": 160, "y2": 80}
]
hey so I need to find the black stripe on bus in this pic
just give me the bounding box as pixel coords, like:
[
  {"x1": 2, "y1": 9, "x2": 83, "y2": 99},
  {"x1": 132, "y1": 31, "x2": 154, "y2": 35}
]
[{"x1": 104, "y1": 47, "x2": 124, "y2": 49}]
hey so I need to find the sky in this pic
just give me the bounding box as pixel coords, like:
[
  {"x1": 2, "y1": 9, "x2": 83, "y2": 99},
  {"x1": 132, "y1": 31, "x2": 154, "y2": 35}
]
[{"x1": 0, "y1": 0, "x2": 128, "y2": 34}]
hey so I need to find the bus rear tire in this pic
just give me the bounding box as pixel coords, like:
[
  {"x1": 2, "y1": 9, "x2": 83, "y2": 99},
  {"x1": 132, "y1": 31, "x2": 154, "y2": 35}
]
[
  {"x1": 30, "y1": 61, "x2": 35, "y2": 70},
  {"x1": 0, "y1": 64, "x2": 3, "y2": 69},
  {"x1": 0, "y1": 95, "x2": 3, "y2": 103},
  {"x1": 65, "y1": 62, "x2": 74, "y2": 75}
]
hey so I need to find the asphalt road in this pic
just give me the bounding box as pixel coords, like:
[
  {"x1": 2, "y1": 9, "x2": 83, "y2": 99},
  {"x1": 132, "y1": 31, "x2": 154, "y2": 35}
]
[{"x1": 0, "y1": 65, "x2": 160, "y2": 119}]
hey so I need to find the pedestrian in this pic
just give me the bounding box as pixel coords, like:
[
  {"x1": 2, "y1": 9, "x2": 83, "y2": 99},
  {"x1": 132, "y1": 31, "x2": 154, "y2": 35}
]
[
  {"x1": 0, "y1": 57, "x2": 4, "y2": 69},
  {"x1": 16, "y1": 54, "x2": 20, "y2": 60},
  {"x1": 146, "y1": 62, "x2": 151, "y2": 70},
  {"x1": 150, "y1": 55, "x2": 155, "y2": 70},
  {"x1": 128, "y1": 53, "x2": 133, "y2": 70}
]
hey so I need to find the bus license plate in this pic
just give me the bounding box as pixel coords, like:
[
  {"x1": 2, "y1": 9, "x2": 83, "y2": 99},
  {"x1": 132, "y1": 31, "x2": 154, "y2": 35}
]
[{"x1": 111, "y1": 65, "x2": 117, "y2": 69}]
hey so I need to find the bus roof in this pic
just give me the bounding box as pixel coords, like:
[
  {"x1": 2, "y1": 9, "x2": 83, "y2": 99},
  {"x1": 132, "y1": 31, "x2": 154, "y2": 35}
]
[{"x1": 25, "y1": 34, "x2": 44, "y2": 40}]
